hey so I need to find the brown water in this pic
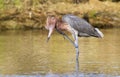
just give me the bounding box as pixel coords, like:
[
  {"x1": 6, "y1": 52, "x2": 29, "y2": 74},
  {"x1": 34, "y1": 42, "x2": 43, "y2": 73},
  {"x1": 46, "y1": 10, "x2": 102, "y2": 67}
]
[{"x1": 0, "y1": 28, "x2": 120, "y2": 77}]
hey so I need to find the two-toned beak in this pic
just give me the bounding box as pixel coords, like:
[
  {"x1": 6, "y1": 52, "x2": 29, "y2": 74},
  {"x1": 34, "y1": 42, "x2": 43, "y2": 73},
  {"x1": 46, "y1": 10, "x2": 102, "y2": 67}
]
[
  {"x1": 45, "y1": 16, "x2": 56, "y2": 42},
  {"x1": 46, "y1": 27, "x2": 54, "y2": 42}
]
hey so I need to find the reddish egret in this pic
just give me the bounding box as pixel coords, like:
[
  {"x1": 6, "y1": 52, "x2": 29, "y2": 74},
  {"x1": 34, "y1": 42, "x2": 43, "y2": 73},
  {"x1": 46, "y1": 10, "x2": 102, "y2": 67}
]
[{"x1": 45, "y1": 14, "x2": 104, "y2": 71}]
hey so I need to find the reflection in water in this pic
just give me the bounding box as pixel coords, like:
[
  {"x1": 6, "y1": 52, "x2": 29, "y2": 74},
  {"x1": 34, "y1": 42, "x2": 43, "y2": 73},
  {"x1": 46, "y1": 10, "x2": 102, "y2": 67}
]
[{"x1": 0, "y1": 29, "x2": 120, "y2": 77}]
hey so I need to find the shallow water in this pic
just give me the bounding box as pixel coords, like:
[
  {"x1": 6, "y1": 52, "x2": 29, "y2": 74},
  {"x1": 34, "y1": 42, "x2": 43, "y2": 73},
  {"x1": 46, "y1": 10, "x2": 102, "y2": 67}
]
[{"x1": 0, "y1": 28, "x2": 120, "y2": 77}]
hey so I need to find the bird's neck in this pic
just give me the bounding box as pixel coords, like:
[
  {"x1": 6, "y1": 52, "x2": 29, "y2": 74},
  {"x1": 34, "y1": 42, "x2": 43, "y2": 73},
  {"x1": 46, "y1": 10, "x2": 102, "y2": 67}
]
[
  {"x1": 55, "y1": 19, "x2": 63, "y2": 28},
  {"x1": 55, "y1": 19, "x2": 68, "y2": 31}
]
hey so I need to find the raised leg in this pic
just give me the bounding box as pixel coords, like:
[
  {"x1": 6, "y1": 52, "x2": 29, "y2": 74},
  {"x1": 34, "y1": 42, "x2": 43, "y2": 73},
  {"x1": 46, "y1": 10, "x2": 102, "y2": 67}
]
[{"x1": 56, "y1": 28, "x2": 75, "y2": 46}]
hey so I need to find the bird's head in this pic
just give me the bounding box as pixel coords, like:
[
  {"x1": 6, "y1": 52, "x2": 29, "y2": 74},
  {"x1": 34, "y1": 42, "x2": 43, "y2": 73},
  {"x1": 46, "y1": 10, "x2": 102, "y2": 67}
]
[{"x1": 45, "y1": 15, "x2": 57, "y2": 42}]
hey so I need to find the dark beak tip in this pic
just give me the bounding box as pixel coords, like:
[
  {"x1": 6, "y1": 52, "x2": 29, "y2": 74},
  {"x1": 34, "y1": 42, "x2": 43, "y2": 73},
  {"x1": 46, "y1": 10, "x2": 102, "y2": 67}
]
[{"x1": 46, "y1": 37, "x2": 50, "y2": 43}]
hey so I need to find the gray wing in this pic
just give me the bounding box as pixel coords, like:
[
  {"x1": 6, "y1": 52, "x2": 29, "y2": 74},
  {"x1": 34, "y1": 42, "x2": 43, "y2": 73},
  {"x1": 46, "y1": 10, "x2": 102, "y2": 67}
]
[{"x1": 62, "y1": 14, "x2": 98, "y2": 37}]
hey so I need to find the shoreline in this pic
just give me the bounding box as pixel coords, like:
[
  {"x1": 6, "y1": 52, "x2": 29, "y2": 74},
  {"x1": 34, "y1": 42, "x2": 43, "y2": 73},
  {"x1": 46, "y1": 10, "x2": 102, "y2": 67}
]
[{"x1": 0, "y1": 1, "x2": 120, "y2": 30}]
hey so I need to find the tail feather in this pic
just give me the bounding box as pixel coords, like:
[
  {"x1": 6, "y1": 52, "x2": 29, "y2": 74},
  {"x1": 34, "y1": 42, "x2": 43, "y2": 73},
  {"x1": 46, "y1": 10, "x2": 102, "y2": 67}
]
[{"x1": 95, "y1": 28, "x2": 104, "y2": 38}]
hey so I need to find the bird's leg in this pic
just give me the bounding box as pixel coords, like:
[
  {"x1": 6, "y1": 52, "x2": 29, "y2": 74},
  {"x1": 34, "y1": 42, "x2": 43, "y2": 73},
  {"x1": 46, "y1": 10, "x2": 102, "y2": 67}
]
[
  {"x1": 72, "y1": 31, "x2": 77, "y2": 41},
  {"x1": 72, "y1": 30, "x2": 79, "y2": 74},
  {"x1": 74, "y1": 31, "x2": 79, "y2": 60},
  {"x1": 56, "y1": 29, "x2": 75, "y2": 46},
  {"x1": 63, "y1": 35, "x2": 66, "y2": 40},
  {"x1": 71, "y1": 30, "x2": 79, "y2": 47},
  {"x1": 75, "y1": 36, "x2": 79, "y2": 75}
]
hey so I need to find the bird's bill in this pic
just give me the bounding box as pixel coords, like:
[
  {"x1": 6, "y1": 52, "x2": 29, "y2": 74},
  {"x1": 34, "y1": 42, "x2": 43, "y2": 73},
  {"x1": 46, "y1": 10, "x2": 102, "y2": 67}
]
[{"x1": 46, "y1": 27, "x2": 54, "y2": 42}]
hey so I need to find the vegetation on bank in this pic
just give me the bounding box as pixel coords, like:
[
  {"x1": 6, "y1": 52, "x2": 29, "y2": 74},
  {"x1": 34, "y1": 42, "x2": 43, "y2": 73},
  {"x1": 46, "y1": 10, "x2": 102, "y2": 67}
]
[{"x1": 0, "y1": 0, "x2": 120, "y2": 30}]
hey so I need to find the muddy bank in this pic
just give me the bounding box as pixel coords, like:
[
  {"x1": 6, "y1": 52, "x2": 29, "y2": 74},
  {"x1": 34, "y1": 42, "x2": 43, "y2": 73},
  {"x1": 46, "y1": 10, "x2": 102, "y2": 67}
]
[
  {"x1": 0, "y1": 8, "x2": 46, "y2": 30},
  {"x1": 0, "y1": 2, "x2": 120, "y2": 30}
]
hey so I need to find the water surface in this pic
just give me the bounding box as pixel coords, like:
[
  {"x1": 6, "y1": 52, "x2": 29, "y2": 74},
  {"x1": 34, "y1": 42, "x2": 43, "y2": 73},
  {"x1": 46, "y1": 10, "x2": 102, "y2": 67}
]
[{"x1": 0, "y1": 28, "x2": 120, "y2": 77}]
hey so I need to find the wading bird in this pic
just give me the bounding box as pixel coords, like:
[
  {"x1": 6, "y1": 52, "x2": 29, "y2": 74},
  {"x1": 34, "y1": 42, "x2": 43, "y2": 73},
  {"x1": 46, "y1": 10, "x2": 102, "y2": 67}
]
[{"x1": 45, "y1": 14, "x2": 104, "y2": 61}]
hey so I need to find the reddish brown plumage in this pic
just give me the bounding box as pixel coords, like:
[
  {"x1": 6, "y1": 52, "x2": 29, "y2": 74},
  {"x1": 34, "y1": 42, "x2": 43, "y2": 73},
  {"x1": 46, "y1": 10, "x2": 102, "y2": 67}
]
[
  {"x1": 56, "y1": 19, "x2": 69, "y2": 31},
  {"x1": 45, "y1": 15, "x2": 70, "y2": 34}
]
